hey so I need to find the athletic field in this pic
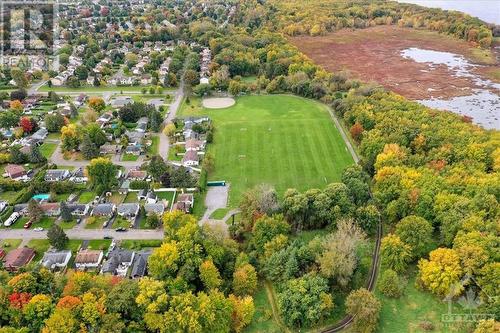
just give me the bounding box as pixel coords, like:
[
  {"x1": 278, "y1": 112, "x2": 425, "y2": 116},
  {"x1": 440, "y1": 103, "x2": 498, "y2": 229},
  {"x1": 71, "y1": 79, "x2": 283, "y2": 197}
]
[{"x1": 180, "y1": 95, "x2": 354, "y2": 206}]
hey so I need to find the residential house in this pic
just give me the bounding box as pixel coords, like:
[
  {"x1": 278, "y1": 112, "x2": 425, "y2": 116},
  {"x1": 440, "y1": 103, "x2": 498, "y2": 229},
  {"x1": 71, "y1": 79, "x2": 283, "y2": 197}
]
[
  {"x1": 145, "y1": 190, "x2": 157, "y2": 204},
  {"x1": 200, "y1": 77, "x2": 209, "y2": 85},
  {"x1": 140, "y1": 74, "x2": 152, "y2": 85},
  {"x1": 118, "y1": 180, "x2": 131, "y2": 194},
  {"x1": 117, "y1": 203, "x2": 140, "y2": 218},
  {"x1": 125, "y1": 144, "x2": 143, "y2": 155},
  {"x1": 4, "y1": 164, "x2": 28, "y2": 181},
  {"x1": 75, "y1": 249, "x2": 104, "y2": 270},
  {"x1": 130, "y1": 250, "x2": 151, "y2": 278},
  {"x1": 41, "y1": 250, "x2": 72, "y2": 271},
  {"x1": 92, "y1": 203, "x2": 116, "y2": 217},
  {"x1": 185, "y1": 139, "x2": 205, "y2": 152},
  {"x1": 110, "y1": 74, "x2": 134, "y2": 86},
  {"x1": 144, "y1": 202, "x2": 165, "y2": 216},
  {"x1": 96, "y1": 113, "x2": 113, "y2": 127},
  {"x1": 3, "y1": 247, "x2": 36, "y2": 272},
  {"x1": 100, "y1": 144, "x2": 121, "y2": 155},
  {"x1": 127, "y1": 169, "x2": 147, "y2": 181},
  {"x1": 137, "y1": 189, "x2": 147, "y2": 200},
  {"x1": 0, "y1": 249, "x2": 5, "y2": 261},
  {"x1": 67, "y1": 204, "x2": 90, "y2": 216},
  {"x1": 182, "y1": 150, "x2": 199, "y2": 167},
  {"x1": 45, "y1": 169, "x2": 70, "y2": 182},
  {"x1": 136, "y1": 117, "x2": 148, "y2": 133},
  {"x1": 31, "y1": 128, "x2": 48, "y2": 141},
  {"x1": 74, "y1": 94, "x2": 88, "y2": 107},
  {"x1": 125, "y1": 131, "x2": 145, "y2": 145},
  {"x1": 70, "y1": 167, "x2": 87, "y2": 183},
  {"x1": 172, "y1": 193, "x2": 194, "y2": 213},
  {"x1": 40, "y1": 202, "x2": 60, "y2": 216},
  {"x1": 111, "y1": 96, "x2": 132, "y2": 108},
  {"x1": 101, "y1": 248, "x2": 135, "y2": 276}
]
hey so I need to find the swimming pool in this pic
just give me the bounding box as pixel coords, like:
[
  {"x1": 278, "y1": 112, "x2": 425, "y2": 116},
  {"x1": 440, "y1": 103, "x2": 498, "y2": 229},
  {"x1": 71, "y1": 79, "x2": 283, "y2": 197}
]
[{"x1": 32, "y1": 193, "x2": 50, "y2": 200}]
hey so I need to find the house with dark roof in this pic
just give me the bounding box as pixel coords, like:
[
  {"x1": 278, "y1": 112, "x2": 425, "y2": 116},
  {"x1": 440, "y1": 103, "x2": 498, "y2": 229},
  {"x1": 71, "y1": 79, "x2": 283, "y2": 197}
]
[
  {"x1": 130, "y1": 250, "x2": 151, "y2": 279},
  {"x1": 69, "y1": 167, "x2": 87, "y2": 183},
  {"x1": 67, "y1": 203, "x2": 90, "y2": 216},
  {"x1": 45, "y1": 169, "x2": 70, "y2": 182},
  {"x1": 125, "y1": 144, "x2": 143, "y2": 155},
  {"x1": 75, "y1": 249, "x2": 103, "y2": 270},
  {"x1": 41, "y1": 250, "x2": 72, "y2": 271},
  {"x1": 145, "y1": 202, "x2": 165, "y2": 215},
  {"x1": 117, "y1": 203, "x2": 140, "y2": 218},
  {"x1": 92, "y1": 203, "x2": 116, "y2": 217},
  {"x1": 3, "y1": 247, "x2": 36, "y2": 272},
  {"x1": 101, "y1": 248, "x2": 135, "y2": 276},
  {"x1": 31, "y1": 128, "x2": 48, "y2": 141},
  {"x1": 172, "y1": 193, "x2": 194, "y2": 213}
]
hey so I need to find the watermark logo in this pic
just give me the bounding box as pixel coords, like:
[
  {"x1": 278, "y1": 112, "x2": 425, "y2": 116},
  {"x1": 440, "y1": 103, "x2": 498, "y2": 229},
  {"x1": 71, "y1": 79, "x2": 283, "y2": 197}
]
[
  {"x1": 442, "y1": 273, "x2": 496, "y2": 324},
  {"x1": 1, "y1": 0, "x2": 58, "y2": 69}
]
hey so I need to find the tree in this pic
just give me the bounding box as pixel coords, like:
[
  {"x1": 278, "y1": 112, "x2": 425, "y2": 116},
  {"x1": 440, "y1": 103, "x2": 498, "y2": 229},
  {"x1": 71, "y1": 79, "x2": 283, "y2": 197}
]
[
  {"x1": 202, "y1": 152, "x2": 215, "y2": 174},
  {"x1": 474, "y1": 319, "x2": 500, "y2": 333},
  {"x1": 75, "y1": 65, "x2": 88, "y2": 80},
  {"x1": 183, "y1": 69, "x2": 199, "y2": 86},
  {"x1": 60, "y1": 201, "x2": 72, "y2": 222},
  {"x1": 86, "y1": 158, "x2": 118, "y2": 193},
  {"x1": 239, "y1": 184, "x2": 280, "y2": 228},
  {"x1": 163, "y1": 123, "x2": 176, "y2": 137},
  {"x1": 350, "y1": 122, "x2": 364, "y2": 142},
  {"x1": 148, "y1": 241, "x2": 180, "y2": 280},
  {"x1": 276, "y1": 274, "x2": 333, "y2": 328},
  {"x1": 193, "y1": 83, "x2": 211, "y2": 96},
  {"x1": 88, "y1": 97, "x2": 105, "y2": 112},
  {"x1": 0, "y1": 111, "x2": 20, "y2": 128},
  {"x1": 378, "y1": 269, "x2": 405, "y2": 298},
  {"x1": 10, "y1": 100, "x2": 24, "y2": 113},
  {"x1": 84, "y1": 123, "x2": 107, "y2": 147},
  {"x1": 346, "y1": 288, "x2": 381, "y2": 333},
  {"x1": 317, "y1": 219, "x2": 366, "y2": 287},
  {"x1": 67, "y1": 76, "x2": 81, "y2": 89},
  {"x1": 61, "y1": 124, "x2": 80, "y2": 151},
  {"x1": 45, "y1": 114, "x2": 66, "y2": 133},
  {"x1": 147, "y1": 155, "x2": 168, "y2": 181},
  {"x1": 229, "y1": 295, "x2": 255, "y2": 333},
  {"x1": 10, "y1": 145, "x2": 27, "y2": 164},
  {"x1": 10, "y1": 68, "x2": 28, "y2": 88},
  {"x1": 145, "y1": 214, "x2": 161, "y2": 229},
  {"x1": 199, "y1": 259, "x2": 222, "y2": 290},
  {"x1": 80, "y1": 135, "x2": 99, "y2": 160},
  {"x1": 395, "y1": 215, "x2": 433, "y2": 259},
  {"x1": 380, "y1": 234, "x2": 412, "y2": 273},
  {"x1": 23, "y1": 294, "x2": 53, "y2": 332},
  {"x1": 42, "y1": 308, "x2": 78, "y2": 333},
  {"x1": 29, "y1": 145, "x2": 46, "y2": 164},
  {"x1": 149, "y1": 111, "x2": 162, "y2": 132},
  {"x1": 355, "y1": 205, "x2": 379, "y2": 235},
  {"x1": 417, "y1": 248, "x2": 463, "y2": 296},
  {"x1": 251, "y1": 214, "x2": 290, "y2": 254},
  {"x1": 233, "y1": 263, "x2": 258, "y2": 296},
  {"x1": 19, "y1": 117, "x2": 35, "y2": 133},
  {"x1": 47, "y1": 225, "x2": 68, "y2": 250},
  {"x1": 27, "y1": 199, "x2": 43, "y2": 222},
  {"x1": 105, "y1": 279, "x2": 140, "y2": 321}
]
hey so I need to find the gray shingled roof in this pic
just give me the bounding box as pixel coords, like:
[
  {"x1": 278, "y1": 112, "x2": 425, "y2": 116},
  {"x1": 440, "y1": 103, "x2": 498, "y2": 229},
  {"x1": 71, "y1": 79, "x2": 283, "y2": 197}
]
[{"x1": 131, "y1": 250, "x2": 151, "y2": 278}]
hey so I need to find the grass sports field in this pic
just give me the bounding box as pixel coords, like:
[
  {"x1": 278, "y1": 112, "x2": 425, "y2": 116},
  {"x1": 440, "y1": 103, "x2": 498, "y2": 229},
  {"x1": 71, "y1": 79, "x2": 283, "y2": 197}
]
[{"x1": 180, "y1": 95, "x2": 354, "y2": 206}]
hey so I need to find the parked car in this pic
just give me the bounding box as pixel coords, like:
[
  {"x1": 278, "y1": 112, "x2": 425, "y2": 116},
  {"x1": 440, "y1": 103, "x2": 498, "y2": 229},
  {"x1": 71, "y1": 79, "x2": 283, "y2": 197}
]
[
  {"x1": 76, "y1": 218, "x2": 81, "y2": 224},
  {"x1": 34, "y1": 227, "x2": 44, "y2": 232},
  {"x1": 23, "y1": 221, "x2": 32, "y2": 229},
  {"x1": 103, "y1": 236, "x2": 113, "y2": 240},
  {"x1": 115, "y1": 227, "x2": 127, "y2": 232}
]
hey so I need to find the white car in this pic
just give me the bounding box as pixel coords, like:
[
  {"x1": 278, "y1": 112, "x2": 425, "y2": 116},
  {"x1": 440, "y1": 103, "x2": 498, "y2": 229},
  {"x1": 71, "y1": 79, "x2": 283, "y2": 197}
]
[{"x1": 33, "y1": 227, "x2": 44, "y2": 232}]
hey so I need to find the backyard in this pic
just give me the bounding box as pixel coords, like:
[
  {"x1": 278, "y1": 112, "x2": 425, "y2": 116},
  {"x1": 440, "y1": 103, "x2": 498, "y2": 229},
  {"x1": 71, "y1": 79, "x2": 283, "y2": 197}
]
[{"x1": 180, "y1": 95, "x2": 354, "y2": 206}]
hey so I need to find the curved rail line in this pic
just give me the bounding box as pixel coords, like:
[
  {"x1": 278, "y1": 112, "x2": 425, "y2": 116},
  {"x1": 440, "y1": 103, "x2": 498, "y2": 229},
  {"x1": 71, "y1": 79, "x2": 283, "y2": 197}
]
[{"x1": 322, "y1": 215, "x2": 383, "y2": 333}]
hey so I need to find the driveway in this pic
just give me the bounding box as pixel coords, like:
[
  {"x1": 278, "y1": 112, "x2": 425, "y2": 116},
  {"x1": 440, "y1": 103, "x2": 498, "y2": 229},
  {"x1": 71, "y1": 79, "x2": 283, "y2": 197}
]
[{"x1": 201, "y1": 185, "x2": 229, "y2": 222}]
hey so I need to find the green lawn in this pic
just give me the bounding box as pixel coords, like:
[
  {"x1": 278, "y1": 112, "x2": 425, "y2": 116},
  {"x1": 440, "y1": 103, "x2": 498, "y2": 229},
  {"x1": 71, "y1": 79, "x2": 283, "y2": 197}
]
[
  {"x1": 120, "y1": 239, "x2": 162, "y2": 250},
  {"x1": 27, "y1": 239, "x2": 51, "y2": 261},
  {"x1": 0, "y1": 239, "x2": 22, "y2": 253},
  {"x1": 108, "y1": 192, "x2": 126, "y2": 205},
  {"x1": 148, "y1": 136, "x2": 160, "y2": 156},
  {"x1": 157, "y1": 191, "x2": 175, "y2": 207},
  {"x1": 376, "y1": 270, "x2": 472, "y2": 333},
  {"x1": 85, "y1": 216, "x2": 106, "y2": 229},
  {"x1": 10, "y1": 216, "x2": 55, "y2": 229},
  {"x1": 79, "y1": 191, "x2": 97, "y2": 204},
  {"x1": 209, "y1": 208, "x2": 230, "y2": 220},
  {"x1": 122, "y1": 154, "x2": 139, "y2": 162},
  {"x1": 0, "y1": 191, "x2": 17, "y2": 204},
  {"x1": 112, "y1": 216, "x2": 131, "y2": 229},
  {"x1": 40, "y1": 142, "x2": 58, "y2": 158},
  {"x1": 39, "y1": 85, "x2": 150, "y2": 92},
  {"x1": 244, "y1": 282, "x2": 282, "y2": 333},
  {"x1": 180, "y1": 95, "x2": 354, "y2": 206},
  {"x1": 87, "y1": 239, "x2": 112, "y2": 251},
  {"x1": 59, "y1": 219, "x2": 78, "y2": 229},
  {"x1": 124, "y1": 192, "x2": 138, "y2": 203}
]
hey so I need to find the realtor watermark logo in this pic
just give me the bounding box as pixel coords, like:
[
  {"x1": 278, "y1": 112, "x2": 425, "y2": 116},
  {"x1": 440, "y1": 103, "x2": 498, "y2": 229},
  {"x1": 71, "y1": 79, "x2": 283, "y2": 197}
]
[
  {"x1": 442, "y1": 274, "x2": 496, "y2": 324},
  {"x1": 1, "y1": 0, "x2": 58, "y2": 69}
]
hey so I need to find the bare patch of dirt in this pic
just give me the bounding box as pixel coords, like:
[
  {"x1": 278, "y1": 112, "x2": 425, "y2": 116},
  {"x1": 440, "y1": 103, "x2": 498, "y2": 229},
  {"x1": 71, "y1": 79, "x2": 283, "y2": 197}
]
[{"x1": 290, "y1": 26, "x2": 499, "y2": 100}]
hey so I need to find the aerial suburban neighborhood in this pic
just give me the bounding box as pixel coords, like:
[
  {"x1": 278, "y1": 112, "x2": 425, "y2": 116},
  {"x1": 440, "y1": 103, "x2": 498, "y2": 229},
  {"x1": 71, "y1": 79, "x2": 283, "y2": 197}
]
[{"x1": 0, "y1": 0, "x2": 498, "y2": 332}]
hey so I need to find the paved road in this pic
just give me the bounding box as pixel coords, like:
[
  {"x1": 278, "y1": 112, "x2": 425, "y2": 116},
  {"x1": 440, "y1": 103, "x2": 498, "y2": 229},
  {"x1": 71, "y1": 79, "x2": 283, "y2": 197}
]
[
  {"x1": 28, "y1": 80, "x2": 48, "y2": 95},
  {"x1": 0, "y1": 228, "x2": 164, "y2": 240}
]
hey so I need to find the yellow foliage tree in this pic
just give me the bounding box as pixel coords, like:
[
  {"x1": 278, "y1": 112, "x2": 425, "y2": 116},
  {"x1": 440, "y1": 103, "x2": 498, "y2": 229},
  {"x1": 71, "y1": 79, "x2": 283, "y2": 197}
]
[{"x1": 417, "y1": 248, "x2": 463, "y2": 296}]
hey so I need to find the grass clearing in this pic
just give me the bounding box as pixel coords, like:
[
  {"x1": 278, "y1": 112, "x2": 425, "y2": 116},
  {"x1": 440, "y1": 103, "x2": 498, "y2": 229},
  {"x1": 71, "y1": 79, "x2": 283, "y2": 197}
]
[
  {"x1": 87, "y1": 239, "x2": 112, "y2": 251},
  {"x1": 79, "y1": 191, "x2": 97, "y2": 204},
  {"x1": 122, "y1": 154, "x2": 140, "y2": 161},
  {"x1": 40, "y1": 142, "x2": 58, "y2": 158},
  {"x1": 180, "y1": 95, "x2": 354, "y2": 207},
  {"x1": 376, "y1": 269, "x2": 472, "y2": 333},
  {"x1": 244, "y1": 282, "x2": 282, "y2": 333},
  {"x1": 27, "y1": 239, "x2": 51, "y2": 261},
  {"x1": 60, "y1": 219, "x2": 78, "y2": 229},
  {"x1": 209, "y1": 208, "x2": 230, "y2": 219},
  {"x1": 120, "y1": 239, "x2": 162, "y2": 250},
  {"x1": 148, "y1": 136, "x2": 160, "y2": 156},
  {"x1": 0, "y1": 239, "x2": 22, "y2": 253}
]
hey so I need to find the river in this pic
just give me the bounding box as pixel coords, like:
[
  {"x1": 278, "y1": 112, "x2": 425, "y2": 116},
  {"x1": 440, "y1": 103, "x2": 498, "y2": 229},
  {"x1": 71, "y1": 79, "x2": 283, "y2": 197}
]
[{"x1": 397, "y1": 0, "x2": 500, "y2": 24}]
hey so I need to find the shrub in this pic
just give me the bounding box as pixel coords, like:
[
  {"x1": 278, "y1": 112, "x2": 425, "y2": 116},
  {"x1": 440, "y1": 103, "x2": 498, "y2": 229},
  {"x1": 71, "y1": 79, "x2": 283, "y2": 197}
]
[{"x1": 378, "y1": 269, "x2": 405, "y2": 298}]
